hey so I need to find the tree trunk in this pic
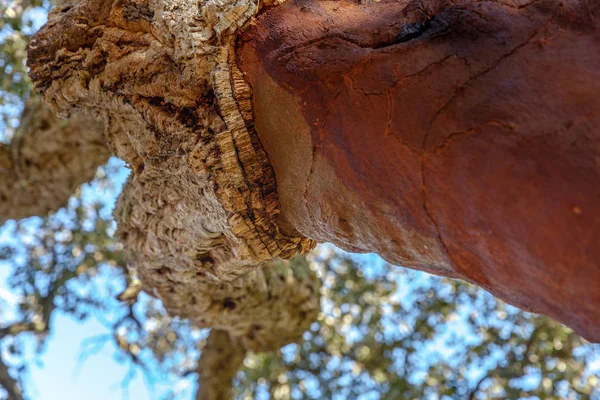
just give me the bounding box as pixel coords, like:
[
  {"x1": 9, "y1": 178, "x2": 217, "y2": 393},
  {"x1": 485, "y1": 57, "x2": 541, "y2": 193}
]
[
  {"x1": 0, "y1": 95, "x2": 108, "y2": 224},
  {"x1": 196, "y1": 329, "x2": 245, "y2": 400},
  {"x1": 25, "y1": 0, "x2": 600, "y2": 348}
]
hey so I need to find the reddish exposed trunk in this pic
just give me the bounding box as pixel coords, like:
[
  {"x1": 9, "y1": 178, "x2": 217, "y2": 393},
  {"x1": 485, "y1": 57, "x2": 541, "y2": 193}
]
[{"x1": 237, "y1": 0, "x2": 600, "y2": 341}]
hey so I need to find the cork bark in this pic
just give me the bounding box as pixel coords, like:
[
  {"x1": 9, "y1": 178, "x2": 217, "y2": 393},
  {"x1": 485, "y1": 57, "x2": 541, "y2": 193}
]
[
  {"x1": 24, "y1": 0, "x2": 600, "y2": 361},
  {"x1": 0, "y1": 95, "x2": 108, "y2": 224}
]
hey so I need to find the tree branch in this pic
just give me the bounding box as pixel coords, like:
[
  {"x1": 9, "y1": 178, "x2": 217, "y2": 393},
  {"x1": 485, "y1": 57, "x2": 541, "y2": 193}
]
[
  {"x1": 196, "y1": 329, "x2": 246, "y2": 400},
  {"x1": 0, "y1": 352, "x2": 23, "y2": 400},
  {"x1": 236, "y1": 0, "x2": 600, "y2": 342},
  {"x1": 0, "y1": 95, "x2": 109, "y2": 224}
]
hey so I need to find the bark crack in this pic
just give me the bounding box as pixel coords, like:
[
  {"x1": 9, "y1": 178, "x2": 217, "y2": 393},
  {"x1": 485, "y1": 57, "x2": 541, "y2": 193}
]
[
  {"x1": 302, "y1": 82, "x2": 346, "y2": 227},
  {"x1": 422, "y1": 26, "x2": 543, "y2": 151},
  {"x1": 419, "y1": 153, "x2": 453, "y2": 269},
  {"x1": 432, "y1": 120, "x2": 516, "y2": 153},
  {"x1": 416, "y1": 17, "x2": 550, "y2": 272}
]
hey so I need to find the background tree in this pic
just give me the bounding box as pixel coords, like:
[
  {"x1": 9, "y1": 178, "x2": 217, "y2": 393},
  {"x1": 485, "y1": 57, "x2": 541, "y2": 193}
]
[{"x1": 1, "y1": 1, "x2": 600, "y2": 399}]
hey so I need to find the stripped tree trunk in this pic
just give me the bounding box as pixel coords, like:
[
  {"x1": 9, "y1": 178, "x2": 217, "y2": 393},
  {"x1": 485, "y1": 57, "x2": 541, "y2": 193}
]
[
  {"x1": 22, "y1": 0, "x2": 600, "y2": 390},
  {"x1": 236, "y1": 0, "x2": 600, "y2": 342}
]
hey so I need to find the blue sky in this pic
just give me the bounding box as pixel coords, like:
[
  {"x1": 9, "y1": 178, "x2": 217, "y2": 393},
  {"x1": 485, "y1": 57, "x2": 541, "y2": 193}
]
[
  {"x1": 0, "y1": 160, "x2": 194, "y2": 399},
  {"x1": 0, "y1": 268, "x2": 195, "y2": 400},
  {"x1": 27, "y1": 315, "x2": 154, "y2": 400}
]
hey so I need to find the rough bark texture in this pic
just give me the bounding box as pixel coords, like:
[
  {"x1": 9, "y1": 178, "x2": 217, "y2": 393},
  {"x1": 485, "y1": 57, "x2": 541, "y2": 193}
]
[
  {"x1": 27, "y1": 0, "x2": 319, "y2": 351},
  {"x1": 237, "y1": 0, "x2": 600, "y2": 341},
  {"x1": 0, "y1": 96, "x2": 108, "y2": 224},
  {"x1": 196, "y1": 329, "x2": 245, "y2": 400},
  {"x1": 25, "y1": 0, "x2": 600, "y2": 346}
]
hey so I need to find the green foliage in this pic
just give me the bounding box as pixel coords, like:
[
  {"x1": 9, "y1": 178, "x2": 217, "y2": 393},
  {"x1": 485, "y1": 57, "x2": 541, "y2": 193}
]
[{"x1": 235, "y1": 249, "x2": 600, "y2": 400}]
